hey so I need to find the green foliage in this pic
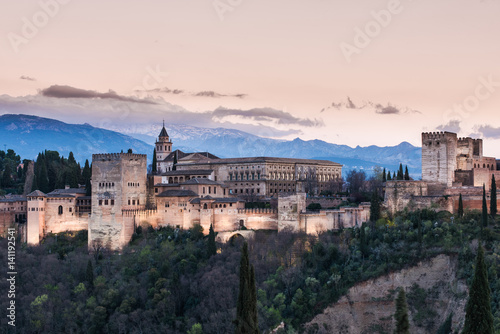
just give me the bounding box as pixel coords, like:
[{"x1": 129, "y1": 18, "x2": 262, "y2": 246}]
[
  {"x1": 483, "y1": 184, "x2": 489, "y2": 228},
  {"x1": 436, "y1": 313, "x2": 452, "y2": 334},
  {"x1": 463, "y1": 243, "x2": 494, "y2": 334},
  {"x1": 188, "y1": 323, "x2": 203, "y2": 334},
  {"x1": 306, "y1": 203, "x2": 322, "y2": 211},
  {"x1": 404, "y1": 166, "x2": 410, "y2": 180},
  {"x1": 207, "y1": 223, "x2": 217, "y2": 257},
  {"x1": 370, "y1": 191, "x2": 381, "y2": 222},
  {"x1": 152, "y1": 148, "x2": 157, "y2": 173},
  {"x1": 394, "y1": 288, "x2": 409, "y2": 334},
  {"x1": 491, "y1": 175, "x2": 497, "y2": 217},
  {"x1": 235, "y1": 242, "x2": 259, "y2": 333}
]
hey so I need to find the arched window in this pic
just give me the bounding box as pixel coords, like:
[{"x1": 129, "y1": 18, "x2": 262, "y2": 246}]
[
  {"x1": 203, "y1": 203, "x2": 207, "y2": 209},
  {"x1": 58, "y1": 206, "x2": 63, "y2": 215}
]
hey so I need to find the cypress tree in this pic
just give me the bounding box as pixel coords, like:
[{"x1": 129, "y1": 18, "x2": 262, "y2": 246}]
[
  {"x1": 397, "y1": 163, "x2": 404, "y2": 180},
  {"x1": 370, "y1": 191, "x2": 381, "y2": 222},
  {"x1": 382, "y1": 168, "x2": 387, "y2": 182},
  {"x1": 235, "y1": 242, "x2": 259, "y2": 334},
  {"x1": 394, "y1": 288, "x2": 410, "y2": 334},
  {"x1": 86, "y1": 259, "x2": 94, "y2": 291},
  {"x1": 38, "y1": 160, "x2": 50, "y2": 193},
  {"x1": 173, "y1": 151, "x2": 178, "y2": 171},
  {"x1": 458, "y1": 193, "x2": 464, "y2": 218},
  {"x1": 387, "y1": 171, "x2": 392, "y2": 181},
  {"x1": 404, "y1": 166, "x2": 410, "y2": 180},
  {"x1": 359, "y1": 223, "x2": 368, "y2": 257},
  {"x1": 393, "y1": 171, "x2": 396, "y2": 180},
  {"x1": 462, "y1": 243, "x2": 493, "y2": 334},
  {"x1": 2, "y1": 163, "x2": 13, "y2": 187},
  {"x1": 482, "y1": 184, "x2": 488, "y2": 227},
  {"x1": 207, "y1": 223, "x2": 216, "y2": 257},
  {"x1": 491, "y1": 174, "x2": 497, "y2": 218},
  {"x1": 152, "y1": 148, "x2": 157, "y2": 173}
]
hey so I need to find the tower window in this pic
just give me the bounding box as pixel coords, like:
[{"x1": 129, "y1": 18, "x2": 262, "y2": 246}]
[{"x1": 58, "y1": 206, "x2": 63, "y2": 214}]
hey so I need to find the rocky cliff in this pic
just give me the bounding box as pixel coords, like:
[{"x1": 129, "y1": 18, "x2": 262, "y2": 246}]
[{"x1": 304, "y1": 254, "x2": 467, "y2": 334}]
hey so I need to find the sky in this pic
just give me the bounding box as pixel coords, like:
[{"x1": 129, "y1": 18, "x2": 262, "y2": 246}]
[{"x1": 1, "y1": 0, "x2": 500, "y2": 155}]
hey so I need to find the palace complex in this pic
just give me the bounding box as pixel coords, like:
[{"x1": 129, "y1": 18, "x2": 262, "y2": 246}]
[{"x1": 1, "y1": 124, "x2": 369, "y2": 249}]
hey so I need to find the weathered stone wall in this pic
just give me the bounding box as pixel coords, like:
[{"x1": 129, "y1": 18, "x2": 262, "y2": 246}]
[
  {"x1": 278, "y1": 193, "x2": 306, "y2": 232},
  {"x1": 306, "y1": 197, "x2": 343, "y2": 209},
  {"x1": 422, "y1": 132, "x2": 457, "y2": 187},
  {"x1": 43, "y1": 198, "x2": 88, "y2": 234},
  {"x1": 27, "y1": 196, "x2": 45, "y2": 245},
  {"x1": 89, "y1": 153, "x2": 147, "y2": 250},
  {"x1": 473, "y1": 169, "x2": 500, "y2": 191},
  {"x1": 384, "y1": 181, "x2": 428, "y2": 214}
]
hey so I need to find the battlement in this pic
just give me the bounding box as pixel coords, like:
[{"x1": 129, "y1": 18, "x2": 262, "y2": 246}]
[
  {"x1": 92, "y1": 153, "x2": 147, "y2": 161},
  {"x1": 421, "y1": 131, "x2": 456, "y2": 141}
]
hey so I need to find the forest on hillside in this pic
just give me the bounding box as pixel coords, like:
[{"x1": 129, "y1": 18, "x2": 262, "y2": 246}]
[{"x1": 2, "y1": 207, "x2": 500, "y2": 333}]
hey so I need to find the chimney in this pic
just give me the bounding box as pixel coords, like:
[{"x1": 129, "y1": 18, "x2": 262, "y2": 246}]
[{"x1": 65, "y1": 185, "x2": 70, "y2": 189}]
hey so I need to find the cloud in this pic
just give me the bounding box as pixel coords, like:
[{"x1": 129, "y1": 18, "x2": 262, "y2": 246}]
[
  {"x1": 41, "y1": 85, "x2": 158, "y2": 104},
  {"x1": 20, "y1": 76, "x2": 36, "y2": 81},
  {"x1": 211, "y1": 107, "x2": 324, "y2": 127},
  {"x1": 0, "y1": 91, "x2": 311, "y2": 139},
  {"x1": 321, "y1": 97, "x2": 420, "y2": 115},
  {"x1": 437, "y1": 120, "x2": 461, "y2": 133},
  {"x1": 476, "y1": 125, "x2": 500, "y2": 139},
  {"x1": 375, "y1": 105, "x2": 400, "y2": 114},
  {"x1": 136, "y1": 86, "x2": 247, "y2": 99}
]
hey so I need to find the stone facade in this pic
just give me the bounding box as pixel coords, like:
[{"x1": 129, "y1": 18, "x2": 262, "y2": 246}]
[
  {"x1": 89, "y1": 153, "x2": 148, "y2": 249},
  {"x1": 386, "y1": 131, "x2": 500, "y2": 214}
]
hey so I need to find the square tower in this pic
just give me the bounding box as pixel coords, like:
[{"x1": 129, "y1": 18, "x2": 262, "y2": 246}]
[
  {"x1": 422, "y1": 132, "x2": 457, "y2": 187},
  {"x1": 89, "y1": 153, "x2": 147, "y2": 249}
]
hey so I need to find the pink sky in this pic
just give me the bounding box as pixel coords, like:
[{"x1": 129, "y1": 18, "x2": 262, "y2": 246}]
[{"x1": 1, "y1": 0, "x2": 500, "y2": 155}]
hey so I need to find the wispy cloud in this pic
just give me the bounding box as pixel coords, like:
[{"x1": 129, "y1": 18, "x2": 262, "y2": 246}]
[
  {"x1": 321, "y1": 97, "x2": 420, "y2": 115},
  {"x1": 437, "y1": 120, "x2": 461, "y2": 133},
  {"x1": 136, "y1": 86, "x2": 247, "y2": 99},
  {"x1": 40, "y1": 85, "x2": 158, "y2": 105},
  {"x1": 20, "y1": 75, "x2": 36, "y2": 81},
  {"x1": 212, "y1": 107, "x2": 323, "y2": 127}
]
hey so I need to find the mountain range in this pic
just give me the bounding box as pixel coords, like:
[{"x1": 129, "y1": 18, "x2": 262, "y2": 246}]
[{"x1": 0, "y1": 114, "x2": 422, "y2": 177}]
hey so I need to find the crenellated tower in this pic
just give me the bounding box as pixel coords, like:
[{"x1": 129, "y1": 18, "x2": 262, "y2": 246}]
[
  {"x1": 421, "y1": 131, "x2": 457, "y2": 187},
  {"x1": 155, "y1": 122, "x2": 172, "y2": 173}
]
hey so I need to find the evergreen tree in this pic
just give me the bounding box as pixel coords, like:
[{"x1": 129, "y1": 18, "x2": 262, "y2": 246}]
[
  {"x1": 359, "y1": 223, "x2": 368, "y2": 257},
  {"x1": 38, "y1": 159, "x2": 50, "y2": 193},
  {"x1": 207, "y1": 223, "x2": 216, "y2": 257},
  {"x1": 404, "y1": 166, "x2": 410, "y2": 180},
  {"x1": 370, "y1": 191, "x2": 381, "y2": 222},
  {"x1": 458, "y1": 193, "x2": 464, "y2": 218},
  {"x1": 482, "y1": 184, "x2": 488, "y2": 227},
  {"x1": 235, "y1": 242, "x2": 259, "y2": 334},
  {"x1": 462, "y1": 243, "x2": 493, "y2": 334},
  {"x1": 383, "y1": 168, "x2": 387, "y2": 182},
  {"x1": 491, "y1": 174, "x2": 497, "y2": 218},
  {"x1": 86, "y1": 259, "x2": 94, "y2": 291},
  {"x1": 397, "y1": 163, "x2": 404, "y2": 180},
  {"x1": 394, "y1": 288, "x2": 410, "y2": 334},
  {"x1": 393, "y1": 171, "x2": 396, "y2": 180},
  {"x1": 152, "y1": 148, "x2": 157, "y2": 173},
  {"x1": 127, "y1": 148, "x2": 133, "y2": 153},
  {"x1": 2, "y1": 163, "x2": 13, "y2": 187},
  {"x1": 387, "y1": 171, "x2": 392, "y2": 181},
  {"x1": 31, "y1": 174, "x2": 38, "y2": 192}
]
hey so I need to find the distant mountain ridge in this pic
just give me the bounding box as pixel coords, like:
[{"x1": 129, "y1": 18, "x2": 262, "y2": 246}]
[{"x1": 0, "y1": 114, "x2": 422, "y2": 176}]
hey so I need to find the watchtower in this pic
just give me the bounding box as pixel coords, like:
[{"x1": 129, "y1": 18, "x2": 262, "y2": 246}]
[
  {"x1": 155, "y1": 122, "x2": 172, "y2": 172},
  {"x1": 421, "y1": 132, "x2": 457, "y2": 187}
]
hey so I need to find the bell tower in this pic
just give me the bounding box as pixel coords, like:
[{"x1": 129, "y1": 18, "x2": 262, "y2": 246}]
[{"x1": 155, "y1": 121, "x2": 172, "y2": 173}]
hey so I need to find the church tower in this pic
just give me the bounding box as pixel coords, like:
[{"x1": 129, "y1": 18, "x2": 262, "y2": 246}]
[{"x1": 155, "y1": 122, "x2": 172, "y2": 173}]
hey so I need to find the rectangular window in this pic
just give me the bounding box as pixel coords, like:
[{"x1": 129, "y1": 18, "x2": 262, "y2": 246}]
[
  {"x1": 214, "y1": 187, "x2": 217, "y2": 194},
  {"x1": 132, "y1": 200, "x2": 136, "y2": 205},
  {"x1": 128, "y1": 199, "x2": 131, "y2": 205},
  {"x1": 105, "y1": 200, "x2": 109, "y2": 205},
  {"x1": 111, "y1": 200, "x2": 114, "y2": 205},
  {"x1": 209, "y1": 187, "x2": 211, "y2": 194},
  {"x1": 99, "y1": 200, "x2": 103, "y2": 205}
]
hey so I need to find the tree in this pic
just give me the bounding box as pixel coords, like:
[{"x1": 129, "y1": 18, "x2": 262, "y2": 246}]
[
  {"x1": 86, "y1": 259, "x2": 94, "y2": 291},
  {"x1": 491, "y1": 174, "x2": 497, "y2": 218},
  {"x1": 2, "y1": 163, "x2": 13, "y2": 187},
  {"x1": 207, "y1": 224, "x2": 216, "y2": 258},
  {"x1": 437, "y1": 313, "x2": 452, "y2": 334},
  {"x1": 404, "y1": 166, "x2": 410, "y2": 180},
  {"x1": 359, "y1": 223, "x2": 368, "y2": 257},
  {"x1": 346, "y1": 170, "x2": 366, "y2": 195},
  {"x1": 462, "y1": 243, "x2": 493, "y2": 334},
  {"x1": 370, "y1": 191, "x2": 381, "y2": 222},
  {"x1": 397, "y1": 163, "x2": 404, "y2": 180},
  {"x1": 383, "y1": 168, "x2": 387, "y2": 182},
  {"x1": 173, "y1": 151, "x2": 178, "y2": 171},
  {"x1": 482, "y1": 184, "x2": 488, "y2": 227},
  {"x1": 458, "y1": 193, "x2": 464, "y2": 218},
  {"x1": 127, "y1": 148, "x2": 133, "y2": 153},
  {"x1": 394, "y1": 288, "x2": 410, "y2": 334},
  {"x1": 387, "y1": 171, "x2": 392, "y2": 181},
  {"x1": 152, "y1": 148, "x2": 157, "y2": 173},
  {"x1": 235, "y1": 242, "x2": 259, "y2": 334}
]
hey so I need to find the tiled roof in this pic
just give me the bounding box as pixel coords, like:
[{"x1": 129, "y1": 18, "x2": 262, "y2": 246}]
[
  {"x1": 27, "y1": 190, "x2": 46, "y2": 197},
  {"x1": 179, "y1": 156, "x2": 342, "y2": 166}
]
